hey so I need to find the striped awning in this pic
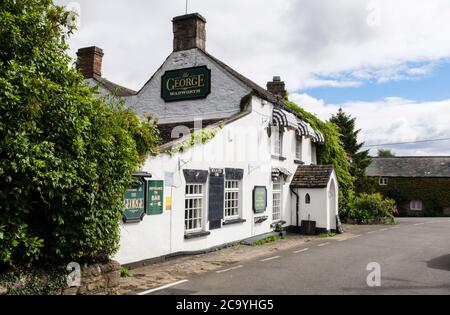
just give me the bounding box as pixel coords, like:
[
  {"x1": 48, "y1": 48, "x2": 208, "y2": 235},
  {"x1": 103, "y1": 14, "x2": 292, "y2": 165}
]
[
  {"x1": 272, "y1": 167, "x2": 292, "y2": 180},
  {"x1": 272, "y1": 108, "x2": 298, "y2": 130},
  {"x1": 313, "y1": 130, "x2": 325, "y2": 144},
  {"x1": 297, "y1": 120, "x2": 325, "y2": 144}
]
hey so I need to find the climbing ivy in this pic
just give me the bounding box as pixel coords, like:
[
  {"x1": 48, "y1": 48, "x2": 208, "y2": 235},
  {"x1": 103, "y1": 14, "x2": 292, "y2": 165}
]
[
  {"x1": 284, "y1": 99, "x2": 355, "y2": 212},
  {"x1": 168, "y1": 125, "x2": 223, "y2": 156}
]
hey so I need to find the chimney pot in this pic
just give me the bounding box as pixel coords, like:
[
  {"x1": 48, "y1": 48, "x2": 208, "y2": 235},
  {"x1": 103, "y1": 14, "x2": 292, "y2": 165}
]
[
  {"x1": 267, "y1": 76, "x2": 286, "y2": 98},
  {"x1": 76, "y1": 46, "x2": 104, "y2": 79},
  {"x1": 172, "y1": 13, "x2": 207, "y2": 52}
]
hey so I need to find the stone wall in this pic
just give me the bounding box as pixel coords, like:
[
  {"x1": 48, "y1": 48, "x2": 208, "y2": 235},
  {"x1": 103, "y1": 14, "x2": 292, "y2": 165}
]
[
  {"x1": 0, "y1": 260, "x2": 121, "y2": 295},
  {"x1": 62, "y1": 260, "x2": 121, "y2": 295}
]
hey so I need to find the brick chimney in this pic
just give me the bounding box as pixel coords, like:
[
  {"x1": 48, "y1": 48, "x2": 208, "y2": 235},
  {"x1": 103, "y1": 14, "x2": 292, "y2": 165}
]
[
  {"x1": 76, "y1": 46, "x2": 104, "y2": 79},
  {"x1": 172, "y1": 13, "x2": 206, "y2": 52},
  {"x1": 267, "y1": 76, "x2": 287, "y2": 98}
]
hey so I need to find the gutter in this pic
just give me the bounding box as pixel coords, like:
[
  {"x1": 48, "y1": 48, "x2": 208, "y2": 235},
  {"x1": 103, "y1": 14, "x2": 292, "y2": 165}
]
[{"x1": 290, "y1": 187, "x2": 300, "y2": 229}]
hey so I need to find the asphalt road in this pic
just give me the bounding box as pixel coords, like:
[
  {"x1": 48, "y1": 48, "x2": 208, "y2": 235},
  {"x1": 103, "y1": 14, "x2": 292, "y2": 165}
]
[{"x1": 148, "y1": 218, "x2": 450, "y2": 295}]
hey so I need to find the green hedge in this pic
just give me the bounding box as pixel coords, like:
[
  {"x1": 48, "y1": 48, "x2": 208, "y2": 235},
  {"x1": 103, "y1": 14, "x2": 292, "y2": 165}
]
[
  {"x1": 344, "y1": 193, "x2": 396, "y2": 224},
  {"x1": 0, "y1": 0, "x2": 160, "y2": 269}
]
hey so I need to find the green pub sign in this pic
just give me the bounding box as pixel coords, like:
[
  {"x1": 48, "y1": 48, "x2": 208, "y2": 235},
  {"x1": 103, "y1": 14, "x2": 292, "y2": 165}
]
[
  {"x1": 161, "y1": 66, "x2": 211, "y2": 102},
  {"x1": 147, "y1": 180, "x2": 164, "y2": 215},
  {"x1": 253, "y1": 186, "x2": 267, "y2": 214},
  {"x1": 123, "y1": 178, "x2": 145, "y2": 223}
]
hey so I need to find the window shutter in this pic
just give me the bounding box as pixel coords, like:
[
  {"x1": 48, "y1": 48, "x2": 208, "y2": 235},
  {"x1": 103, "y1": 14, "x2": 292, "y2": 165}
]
[
  {"x1": 208, "y1": 169, "x2": 225, "y2": 230},
  {"x1": 225, "y1": 168, "x2": 244, "y2": 181},
  {"x1": 183, "y1": 169, "x2": 208, "y2": 183}
]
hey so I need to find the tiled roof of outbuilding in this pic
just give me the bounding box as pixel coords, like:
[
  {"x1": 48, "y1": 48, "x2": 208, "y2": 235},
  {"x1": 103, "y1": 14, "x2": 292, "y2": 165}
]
[
  {"x1": 366, "y1": 157, "x2": 450, "y2": 178},
  {"x1": 290, "y1": 165, "x2": 334, "y2": 188}
]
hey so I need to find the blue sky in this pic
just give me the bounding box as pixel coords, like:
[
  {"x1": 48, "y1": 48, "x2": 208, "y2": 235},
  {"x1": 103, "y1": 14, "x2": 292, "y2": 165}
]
[
  {"x1": 57, "y1": 0, "x2": 450, "y2": 156},
  {"x1": 301, "y1": 61, "x2": 450, "y2": 104}
]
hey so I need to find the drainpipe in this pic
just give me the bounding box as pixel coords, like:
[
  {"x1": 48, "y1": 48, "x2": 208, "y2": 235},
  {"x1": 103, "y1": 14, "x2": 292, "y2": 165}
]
[{"x1": 290, "y1": 187, "x2": 300, "y2": 231}]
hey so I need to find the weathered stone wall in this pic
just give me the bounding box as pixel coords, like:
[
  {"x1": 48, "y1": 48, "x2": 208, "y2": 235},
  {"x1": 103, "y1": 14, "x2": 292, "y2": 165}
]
[
  {"x1": 62, "y1": 260, "x2": 121, "y2": 295},
  {"x1": 0, "y1": 260, "x2": 120, "y2": 295}
]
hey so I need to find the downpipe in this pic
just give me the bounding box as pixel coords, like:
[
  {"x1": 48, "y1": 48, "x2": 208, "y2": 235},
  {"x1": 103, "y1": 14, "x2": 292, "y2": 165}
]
[{"x1": 290, "y1": 187, "x2": 300, "y2": 232}]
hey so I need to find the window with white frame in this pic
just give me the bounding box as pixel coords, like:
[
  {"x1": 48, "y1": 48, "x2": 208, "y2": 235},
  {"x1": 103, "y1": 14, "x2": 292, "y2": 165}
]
[
  {"x1": 185, "y1": 184, "x2": 204, "y2": 232},
  {"x1": 379, "y1": 177, "x2": 388, "y2": 186},
  {"x1": 224, "y1": 180, "x2": 240, "y2": 220},
  {"x1": 272, "y1": 180, "x2": 282, "y2": 221},
  {"x1": 410, "y1": 200, "x2": 423, "y2": 211},
  {"x1": 295, "y1": 137, "x2": 302, "y2": 160},
  {"x1": 272, "y1": 128, "x2": 283, "y2": 156}
]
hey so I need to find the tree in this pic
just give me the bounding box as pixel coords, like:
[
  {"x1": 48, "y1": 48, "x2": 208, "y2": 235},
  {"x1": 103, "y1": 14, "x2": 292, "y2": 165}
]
[
  {"x1": 330, "y1": 108, "x2": 372, "y2": 193},
  {"x1": 0, "y1": 0, "x2": 159, "y2": 268},
  {"x1": 378, "y1": 149, "x2": 395, "y2": 157}
]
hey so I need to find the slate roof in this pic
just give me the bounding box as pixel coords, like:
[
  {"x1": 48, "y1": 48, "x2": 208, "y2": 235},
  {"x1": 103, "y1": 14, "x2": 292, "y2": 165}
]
[
  {"x1": 290, "y1": 165, "x2": 334, "y2": 188},
  {"x1": 92, "y1": 74, "x2": 137, "y2": 97},
  {"x1": 366, "y1": 157, "x2": 450, "y2": 178}
]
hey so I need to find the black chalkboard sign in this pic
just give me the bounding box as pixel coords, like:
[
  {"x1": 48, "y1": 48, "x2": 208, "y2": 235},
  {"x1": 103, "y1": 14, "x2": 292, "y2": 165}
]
[{"x1": 208, "y1": 169, "x2": 224, "y2": 230}]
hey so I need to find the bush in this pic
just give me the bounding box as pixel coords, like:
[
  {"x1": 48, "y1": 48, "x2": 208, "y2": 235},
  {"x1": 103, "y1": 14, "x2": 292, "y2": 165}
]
[
  {"x1": 345, "y1": 193, "x2": 396, "y2": 224},
  {"x1": 0, "y1": 0, "x2": 159, "y2": 269}
]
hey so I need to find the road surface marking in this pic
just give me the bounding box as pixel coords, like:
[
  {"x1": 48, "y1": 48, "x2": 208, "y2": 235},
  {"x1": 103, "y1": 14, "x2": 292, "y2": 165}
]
[
  {"x1": 317, "y1": 242, "x2": 330, "y2": 247},
  {"x1": 293, "y1": 248, "x2": 309, "y2": 253},
  {"x1": 379, "y1": 228, "x2": 388, "y2": 232},
  {"x1": 216, "y1": 265, "x2": 243, "y2": 274},
  {"x1": 337, "y1": 238, "x2": 348, "y2": 242},
  {"x1": 367, "y1": 231, "x2": 377, "y2": 234},
  {"x1": 347, "y1": 234, "x2": 361, "y2": 239},
  {"x1": 414, "y1": 223, "x2": 425, "y2": 226},
  {"x1": 137, "y1": 279, "x2": 188, "y2": 295},
  {"x1": 260, "y1": 256, "x2": 280, "y2": 262}
]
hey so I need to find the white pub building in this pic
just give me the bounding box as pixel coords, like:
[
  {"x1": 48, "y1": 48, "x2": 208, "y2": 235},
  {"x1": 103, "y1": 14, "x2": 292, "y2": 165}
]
[{"x1": 77, "y1": 13, "x2": 339, "y2": 266}]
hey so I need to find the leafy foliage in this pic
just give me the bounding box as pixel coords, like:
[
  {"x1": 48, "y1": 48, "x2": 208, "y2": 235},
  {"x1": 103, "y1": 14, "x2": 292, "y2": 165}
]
[
  {"x1": 251, "y1": 235, "x2": 280, "y2": 246},
  {"x1": 0, "y1": 266, "x2": 67, "y2": 295},
  {"x1": 330, "y1": 108, "x2": 372, "y2": 193},
  {"x1": 377, "y1": 149, "x2": 395, "y2": 157},
  {"x1": 377, "y1": 177, "x2": 450, "y2": 217},
  {"x1": 0, "y1": 0, "x2": 159, "y2": 268},
  {"x1": 168, "y1": 125, "x2": 223, "y2": 156},
  {"x1": 345, "y1": 193, "x2": 396, "y2": 224},
  {"x1": 284, "y1": 99, "x2": 354, "y2": 213}
]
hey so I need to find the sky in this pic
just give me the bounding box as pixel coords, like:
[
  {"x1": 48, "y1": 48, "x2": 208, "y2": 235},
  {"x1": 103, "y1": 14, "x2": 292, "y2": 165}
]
[{"x1": 55, "y1": 0, "x2": 450, "y2": 156}]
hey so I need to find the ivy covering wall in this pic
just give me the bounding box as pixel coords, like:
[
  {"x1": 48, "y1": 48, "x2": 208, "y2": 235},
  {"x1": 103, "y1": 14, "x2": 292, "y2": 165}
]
[
  {"x1": 284, "y1": 99, "x2": 354, "y2": 213},
  {"x1": 377, "y1": 177, "x2": 450, "y2": 217}
]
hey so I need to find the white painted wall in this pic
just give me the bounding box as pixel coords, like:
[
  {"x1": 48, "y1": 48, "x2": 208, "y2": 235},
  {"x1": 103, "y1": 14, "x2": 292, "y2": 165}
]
[
  {"x1": 292, "y1": 170, "x2": 339, "y2": 232},
  {"x1": 114, "y1": 95, "x2": 322, "y2": 264}
]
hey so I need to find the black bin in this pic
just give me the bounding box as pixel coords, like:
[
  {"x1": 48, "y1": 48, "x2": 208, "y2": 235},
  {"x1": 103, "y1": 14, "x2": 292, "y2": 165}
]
[{"x1": 299, "y1": 220, "x2": 316, "y2": 235}]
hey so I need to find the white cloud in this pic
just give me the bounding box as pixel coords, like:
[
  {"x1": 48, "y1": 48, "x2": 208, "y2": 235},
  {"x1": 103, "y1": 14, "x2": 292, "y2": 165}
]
[
  {"x1": 290, "y1": 93, "x2": 450, "y2": 156},
  {"x1": 54, "y1": 0, "x2": 450, "y2": 90},
  {"x1": 52, "y1": 0, "x2": 450, "y2": 156}
]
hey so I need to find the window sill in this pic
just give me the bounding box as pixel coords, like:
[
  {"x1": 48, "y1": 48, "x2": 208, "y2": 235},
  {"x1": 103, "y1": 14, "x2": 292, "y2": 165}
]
[
  {"x1": 223, "y1": 218, "x2": 246, "y2": 226},
  {"x1": 184, "y1": 231, "x2": 211, "y2": 240},
  {"x1": 254, "y1": 216, "x2": 268, "y2": 224},
  {"x1": 271, "y1": 155, "x2": 287, "y2": 161},
  {"x1": 294, "y1": 159, "x2": 305, "y2": 165}
]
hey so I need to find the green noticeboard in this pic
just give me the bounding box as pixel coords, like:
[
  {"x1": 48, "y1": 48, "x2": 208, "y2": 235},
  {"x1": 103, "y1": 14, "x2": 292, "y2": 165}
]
[
  {"x1": 123, "y1": 178, "x2": 145, "y2": 222},
  {"x1": 161, "y1": 66, "x2": 211, "y2": 102},
  {"x1": 253, "y1": 186, "x2": 267, "y2": 214},
  {"x1": 147, "y1": 180, "x2": 164, "y2": 215}
]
